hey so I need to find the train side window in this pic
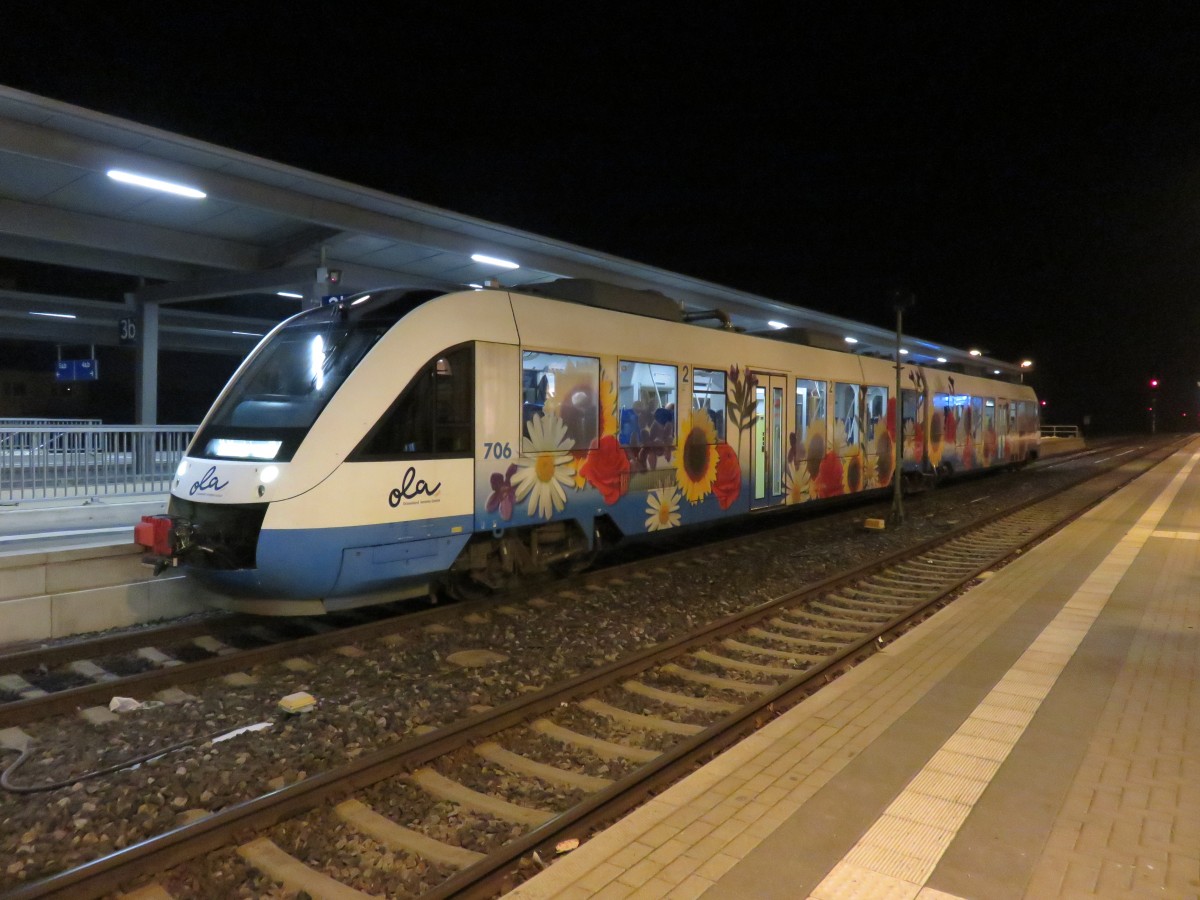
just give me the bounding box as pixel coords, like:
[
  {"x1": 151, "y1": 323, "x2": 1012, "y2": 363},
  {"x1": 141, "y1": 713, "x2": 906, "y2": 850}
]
[
  {"x1": 996, "y1": 399, "x2": 1010, "y2": 435},
  {"x1": 352, "y1": 343, "x2": 474, "y2": 459},
  {"x1": 834, "y1": 382, "x2": 859, "y2": 448},
  {"x1": 618, "y1": 360, "x2": 677, "y2": 447},
  {"x1": 692, "y1": 368, "x2": 726, "y2": 441},
  {"x1": 970, "y1": 397, "x2": 983, "y2": 440},
  {"x1": 901, "y1": 389, "x2": 920, "y2": 452},
  {"x1": 795, "y1": 378, "x2": 826, "y2": 450},
  {"x1": 864, "y1": 385, "x2": 888, "y2": 444},
  {"x1": 1023, "y1": 400, "x2": 1039, "y2": 432},
  {"x1": 983, "y1": 398, "x2": 996, "y2": 434},
  {"x1": 520, "y1": 351, "x2": 599, "y2": 451}
]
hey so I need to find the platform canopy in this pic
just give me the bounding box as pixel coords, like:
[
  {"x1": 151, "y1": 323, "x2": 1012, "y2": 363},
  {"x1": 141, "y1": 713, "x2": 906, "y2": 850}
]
[{"x1": 0, "y1": 84, "x2": 1018, "y2": 376}]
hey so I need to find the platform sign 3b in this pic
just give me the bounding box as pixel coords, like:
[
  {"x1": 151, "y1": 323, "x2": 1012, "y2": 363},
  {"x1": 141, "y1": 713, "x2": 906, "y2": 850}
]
[{"x1": 55, "y1": 359, "x2": 99, "y2": 382}]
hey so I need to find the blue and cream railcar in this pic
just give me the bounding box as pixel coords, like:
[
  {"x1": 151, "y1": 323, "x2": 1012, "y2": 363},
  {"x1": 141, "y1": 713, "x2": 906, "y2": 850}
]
[{"x1": 141, "y1": 280, "x2": 1038, "y2": 613}]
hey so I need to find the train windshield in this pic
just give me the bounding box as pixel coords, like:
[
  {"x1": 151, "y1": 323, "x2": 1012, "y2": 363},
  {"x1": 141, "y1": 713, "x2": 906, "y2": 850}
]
[{"x1": 193, "y1": 290, "x2": 438, "y2": 461}]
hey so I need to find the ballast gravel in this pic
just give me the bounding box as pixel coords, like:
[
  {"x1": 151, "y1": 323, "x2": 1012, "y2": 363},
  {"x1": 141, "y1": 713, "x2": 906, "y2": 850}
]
[{"x1": 0, "y1": 453, "x2": 1149, "y2": 893}]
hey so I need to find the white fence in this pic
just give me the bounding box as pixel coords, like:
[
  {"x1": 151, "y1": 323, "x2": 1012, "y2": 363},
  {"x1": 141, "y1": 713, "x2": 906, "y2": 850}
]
[
  {"x1": 0, "y1": 425, "x2": 197, "y2": 501},
  {"x1": 1040, "y1": 424, "x2": 1081, "y2": 439}
]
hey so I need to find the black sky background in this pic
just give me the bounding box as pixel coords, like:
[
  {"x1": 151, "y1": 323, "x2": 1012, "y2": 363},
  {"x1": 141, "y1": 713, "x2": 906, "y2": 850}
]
[{"x1": 5, "y1": 4, "x2": 1200, "y2": 430}]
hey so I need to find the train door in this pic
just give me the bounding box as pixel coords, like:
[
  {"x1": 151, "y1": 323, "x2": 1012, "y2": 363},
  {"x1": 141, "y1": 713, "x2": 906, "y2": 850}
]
[{"x1": 751, "y1": 373, "x2": 786, "y2": 509}]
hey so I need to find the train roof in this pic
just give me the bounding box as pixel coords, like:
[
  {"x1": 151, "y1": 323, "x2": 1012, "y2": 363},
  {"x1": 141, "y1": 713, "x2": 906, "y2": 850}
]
[{"x1": 508, "y1": 279, "x2": 1029, "y2": 383}]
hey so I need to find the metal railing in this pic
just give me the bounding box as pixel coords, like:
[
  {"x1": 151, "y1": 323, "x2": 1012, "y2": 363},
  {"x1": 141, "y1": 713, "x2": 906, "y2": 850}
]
[
  {"x1": 0, "y1": 417, "x2": 103, "y2": 427},
  {"x1": 1040, "y1": 424, "x2": 1081, "y2": 439},
  {"x1": 0, "y1": 426, "x2": 197, "y2": 501}
]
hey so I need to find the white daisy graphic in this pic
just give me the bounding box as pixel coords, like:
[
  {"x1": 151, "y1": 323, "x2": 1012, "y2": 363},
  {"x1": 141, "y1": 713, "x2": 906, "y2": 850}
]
[
  {"x1": 512, "y1": 412, "x2": 576, "y2": 519},
  {"x1": 645, "y1": 485, "x2": 682, "y2": 531},
  {"x1": 785, "y1": 461, "x2": 808, "y2": 504}
]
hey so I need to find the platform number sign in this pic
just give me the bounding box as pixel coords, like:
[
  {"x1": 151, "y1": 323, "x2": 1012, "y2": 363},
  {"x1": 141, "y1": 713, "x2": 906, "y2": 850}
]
[{"x1": 119, "y1": 316, "x2": 138, "y2": 346}]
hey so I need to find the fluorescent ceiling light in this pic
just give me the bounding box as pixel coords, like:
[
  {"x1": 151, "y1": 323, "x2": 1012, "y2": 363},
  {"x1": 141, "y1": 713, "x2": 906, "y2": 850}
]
[
  {"x1": 768, "y1": 320, "x2": 787, "y2": 330},
  {"x1": 30, "y1": 311, "x2": 76, "y2": 319},
  {"x1": 899, "y1": 349, "x2": 909, "y2": 355},
  {"x1": 107, "y1": 169, "x2": 206, "y2": 199},
  {"x1": 351, "y1": 294, "x2": 371, "y2": 306},
  {"x1": 277, "y1": 291, "x2": 304, "y2": 299},
  {"x1": 231, "y1": 331, "x2": 263, "y2": 337},
  {"x1": 936, "y1": 357, "x2": 948, "y2": 363},
  {"x1": 469, "y1": 283, "x2": 484, "y2": 289},
  {"x1": 994, "y1": 369, "x2": 1002, "y2": 374},
  {"x1": 844, "y1": 337, "x2": 858, "y2": 344},
  {"x1": 969, "y1": 349, "x2": 982, "y2": 357},
  {"x1": 471, "y1": 253, "x2": 519, "y2": 269},
  {"x1": 1021, "y1": 360, "x2": 1034, "y2": 368}
]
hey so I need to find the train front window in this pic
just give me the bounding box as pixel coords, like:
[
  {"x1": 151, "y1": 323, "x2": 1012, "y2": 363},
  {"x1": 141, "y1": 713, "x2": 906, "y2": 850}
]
[{"x1": 196, "y1": 305, "x2": 391, "y2": 461}]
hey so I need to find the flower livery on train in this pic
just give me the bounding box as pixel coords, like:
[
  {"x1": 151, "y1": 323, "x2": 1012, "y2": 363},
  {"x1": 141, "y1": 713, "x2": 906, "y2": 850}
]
[{"x1": 137, "y1": 280, "x2": 1038, "y2": 614}]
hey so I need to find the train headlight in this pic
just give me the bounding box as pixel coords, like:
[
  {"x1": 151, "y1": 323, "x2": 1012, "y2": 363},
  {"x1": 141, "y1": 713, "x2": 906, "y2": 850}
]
[
  {"x1": 259, "y1": 466, "x2": 280, "y2": 485},
  {"x1": 175, "y1": 460, "x2": 189, "y2": 478}
]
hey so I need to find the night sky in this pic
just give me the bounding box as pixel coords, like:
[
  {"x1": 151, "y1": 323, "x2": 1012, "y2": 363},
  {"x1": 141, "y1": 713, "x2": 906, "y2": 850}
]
[{"x1": 4, "y1": 5, "x2": 1200, "y2": 431}]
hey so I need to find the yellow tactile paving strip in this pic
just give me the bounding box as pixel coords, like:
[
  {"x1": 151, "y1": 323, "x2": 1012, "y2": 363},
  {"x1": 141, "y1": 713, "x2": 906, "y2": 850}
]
[{"x1": 505, "y1": 446, "x2": 1200, "y2": 900}]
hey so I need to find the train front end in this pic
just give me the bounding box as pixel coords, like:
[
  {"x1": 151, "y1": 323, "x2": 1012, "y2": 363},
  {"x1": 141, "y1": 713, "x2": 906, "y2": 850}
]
[{"x1": 138, "y1": 289, "x2": 468, "y2": 613}]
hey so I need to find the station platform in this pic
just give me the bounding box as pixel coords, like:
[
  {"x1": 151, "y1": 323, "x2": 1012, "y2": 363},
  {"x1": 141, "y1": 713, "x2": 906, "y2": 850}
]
[
  {"x1": 508, "y1": 439, "x2": 1200, "y2": 899},
  {"x1": 0, "y1": 493, "x2": 211, "y2": 645}
]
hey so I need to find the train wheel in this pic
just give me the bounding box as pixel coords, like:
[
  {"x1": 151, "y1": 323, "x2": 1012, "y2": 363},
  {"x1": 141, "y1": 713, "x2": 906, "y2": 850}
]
[
  {"x1": 441, "y1": 571, "x2": 493, "y2": 602},
  {"x1": 550, "y1": 521, "x2": 607, "y2": 577}
]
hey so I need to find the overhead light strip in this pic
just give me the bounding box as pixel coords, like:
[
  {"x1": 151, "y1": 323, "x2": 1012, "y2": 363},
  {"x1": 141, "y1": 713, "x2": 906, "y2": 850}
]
[
  {"x1": 107, "y1": 169, "x2": 206, "y2": 199},
  {"x1": 471, "y1": 253, "x2": 519, "y2": 269}
]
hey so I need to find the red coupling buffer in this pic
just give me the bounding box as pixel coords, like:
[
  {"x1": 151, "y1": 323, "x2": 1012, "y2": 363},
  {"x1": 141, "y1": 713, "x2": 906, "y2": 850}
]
[{"x1": 135, "y1": 515, "x2": 173, "y2": 556}]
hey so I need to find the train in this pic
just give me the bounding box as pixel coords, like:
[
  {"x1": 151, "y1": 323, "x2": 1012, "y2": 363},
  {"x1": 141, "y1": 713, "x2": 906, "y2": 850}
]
[{"x1": 136, "y1": 279, "x2": 1039, "y2": 614}]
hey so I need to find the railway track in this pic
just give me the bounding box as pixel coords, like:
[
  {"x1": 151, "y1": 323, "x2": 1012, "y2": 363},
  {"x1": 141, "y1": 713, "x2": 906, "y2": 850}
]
[
  {"x1": 0, "y1": 438, "x2": 1177, "y2": 899},
  {"x1": 0, "y1": 438, "x2": 1114, "y2": 732},
  {"x1": 0, "y1": 605, "x2": 440, "y2": 730}
]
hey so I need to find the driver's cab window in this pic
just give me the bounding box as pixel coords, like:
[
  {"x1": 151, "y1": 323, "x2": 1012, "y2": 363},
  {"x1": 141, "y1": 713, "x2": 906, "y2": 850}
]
[{"x1": 353, "y1": 344, "x2": 474, "y2": 458}]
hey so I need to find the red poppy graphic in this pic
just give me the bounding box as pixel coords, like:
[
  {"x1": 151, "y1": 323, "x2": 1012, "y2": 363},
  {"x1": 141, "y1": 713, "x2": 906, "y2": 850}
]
[
  {"x1": 813, "y1": 452, "x2": 844, "y2": 498},
  {"x1": 713, "y1": 442, "x2": 741, "y2": 509},
  {"x1": 579, "y1": 434, "x2": 630, "y2": 504},
  {"x1": 886, "y1": 397, "x2": 897, "y2": 441},
  {"x1": 944, "y1": 408, "x2": 958, "y2": 445}
]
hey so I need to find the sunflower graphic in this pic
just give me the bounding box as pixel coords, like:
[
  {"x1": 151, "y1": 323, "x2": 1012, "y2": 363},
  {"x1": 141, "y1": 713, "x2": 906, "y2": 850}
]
[
  {"x1": 598, "y1": 369, "x2": 618, "y2": 438},
  {"x1": 645, "y1": 485, "x2": 682, "y2": 531},
  {"x1": 674, "y1": 413, "x2": 720, "y2": 503},
  {"x1": 875, "y1": 430, "x2": 894, "y2": 486},
  {"x1": 927, "y1": 409, "x2": 944, "y2": 467},
  {"x1": 845, "y1": 445, "x2": 864, "y2": 493},
  {"x1": 512, "y1": 412, "x2": 576, "y2": 520},
  {"x1": 805, "y1": 432, "x2": 826, "y2": 479}
]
